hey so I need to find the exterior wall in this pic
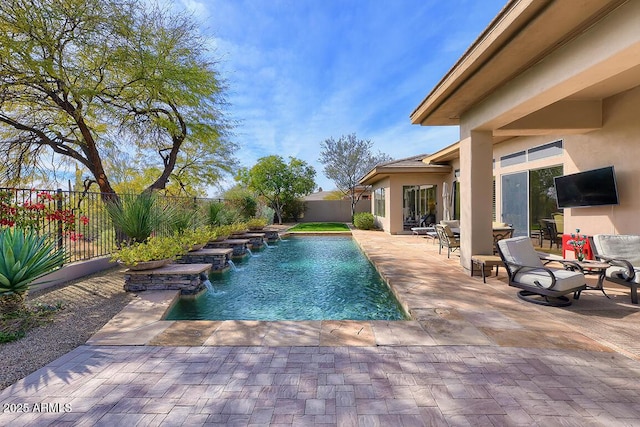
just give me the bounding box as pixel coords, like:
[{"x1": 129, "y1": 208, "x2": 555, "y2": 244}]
[
  {"x1": 563, "y1": 85, "x2": 640, "y2": 235},
  {"x1": 371, "y1": 177, "x2": 391, "y2": 232},
  {"x1": 490, "y1": 85, "x2": 640, "y2": 237},
  {"x1": 371, "y1": 173, "x2": 450, "y2": 234},
  {"x1": 492, "y1": 135, "x2": 566, "y2": 225},
  {"x1": 301, "y1": 199, "x2": 369, "y2": 223}
]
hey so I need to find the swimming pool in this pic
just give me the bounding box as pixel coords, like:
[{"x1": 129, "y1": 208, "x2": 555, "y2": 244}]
[{"x1": 165, "y1": 236, "x2": 407, "y2": 321}]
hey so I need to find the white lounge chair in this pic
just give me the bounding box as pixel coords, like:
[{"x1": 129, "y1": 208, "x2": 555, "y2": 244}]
[
  {"x1": 590, "y1": 234, "x2": 640, "y2": 304},
  {"x1": 497, "y1": 236, "x2": 586, "y2": 307}
]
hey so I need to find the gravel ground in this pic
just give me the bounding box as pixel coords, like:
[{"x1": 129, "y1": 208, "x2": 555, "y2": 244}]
[{"x1": 0, "y1": 268, "x2": 135, "y2": 390}]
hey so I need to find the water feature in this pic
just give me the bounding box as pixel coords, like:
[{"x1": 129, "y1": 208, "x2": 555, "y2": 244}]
[
  {"x1": 166, "y1": 236, "x2": 407, "y2": 321},
  {"x1": 246, "y1": 247, "x2": 254, "y2": 257},
  {"x1": 227, "y1": 259, "x2": 237, "y2": 271},
  {"x1": 202, "y1": 279, "x2": 214, "y2": 293}
]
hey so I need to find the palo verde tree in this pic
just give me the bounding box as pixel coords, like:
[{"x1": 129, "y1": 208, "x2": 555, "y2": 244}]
[
  {"x1": 237, "y1": 155, "x2": 316, "y2": 224},
  {"x1": 318, "y1": 133, "x2": 392, "y2": 217},
  {"x1": 0, "y1": 0, "x2": 236, "y2": 201}
]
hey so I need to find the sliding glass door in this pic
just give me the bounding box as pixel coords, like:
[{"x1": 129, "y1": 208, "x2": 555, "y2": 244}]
[
  {"x1": 402, "y1": 185, "x2": 437, "y2": 230},
  {"x1": 501, "y1": 166, "x2": 563, "y2": 238},
  {"x1": 501, "y1": 172, "x2": 528, "y2": 237}
]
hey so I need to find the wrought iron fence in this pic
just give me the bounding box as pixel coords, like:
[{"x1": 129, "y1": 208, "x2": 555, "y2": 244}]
[{"x1": 0, "y1": 187, "x2": 222, "y2": 264}]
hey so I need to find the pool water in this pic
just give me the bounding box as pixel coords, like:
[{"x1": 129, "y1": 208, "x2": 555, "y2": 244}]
[{"x1": 165, "y1": 236, "x2": 407, "y2": 321}]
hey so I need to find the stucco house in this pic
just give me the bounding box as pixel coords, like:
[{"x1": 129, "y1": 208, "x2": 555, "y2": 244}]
[
  {"x1": 364, "y1": 0, "x2": 640, "y2": 273},
  {"x1": 360, "y1": 155, "x2": 450, "y2": 234}
]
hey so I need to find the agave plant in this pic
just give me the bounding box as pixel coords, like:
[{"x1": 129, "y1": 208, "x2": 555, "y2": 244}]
[
  {"x1": 106, "y1": 192, "x2": 179, "y2": 244},
  {"x1": 169, "y1": 207, "x2": 198, "y2": 234},
  {"x1": 206, "y1": 201, "x2": 226, "y2": 226},
  {"x1": 0, "y1": 227, "x2": 66, "y2": 315}
]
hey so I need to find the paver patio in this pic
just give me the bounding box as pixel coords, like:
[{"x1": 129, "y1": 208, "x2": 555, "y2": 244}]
[{"x1": 1, "y1": 229, "x2": 640, "y2": 426}]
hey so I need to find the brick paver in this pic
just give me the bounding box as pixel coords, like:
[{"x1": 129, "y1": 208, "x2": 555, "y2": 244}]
[
  {"x1": 2, "y1": 229, "x2": 640, "y2": 425},
  {"x1": 1, "y1": 345, "x2": 639, "y2": 425}
]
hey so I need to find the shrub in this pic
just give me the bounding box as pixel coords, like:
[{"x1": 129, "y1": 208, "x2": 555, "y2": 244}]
[
  {"x1": 0, "y1": 227, "x2": 66, "y2": 315},
  {"x1": 246, "y1": 217, "x2": 268, "y2": 230},
  {"x1": 106, "y1": 192, "x2": 176, "y2": 243},
  {"x1": 257, "y1": 205, "x2": 275, "y2": 225},
  {"x1": 223, "y1": 187, "x2": 258, "y2": 220},
  {"x1": 111, "y1": 235, "x2": 186, "y2": 266},
  {"x1": 353, "y1": 212, "x2": 375, "y2": 230}
]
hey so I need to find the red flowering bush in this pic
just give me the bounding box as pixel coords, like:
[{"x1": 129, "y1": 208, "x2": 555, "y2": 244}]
[{"x1": 0, "y1": 189, "x2": 89, "y2": 240}]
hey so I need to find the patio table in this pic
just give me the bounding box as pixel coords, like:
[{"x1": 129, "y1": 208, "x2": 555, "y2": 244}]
[{"x1": 572, "y1": 260, "x2": 611, "y2": 298}]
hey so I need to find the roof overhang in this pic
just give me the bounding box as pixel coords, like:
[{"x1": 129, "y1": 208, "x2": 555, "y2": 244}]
[
  {"x1": 421, "y1": 142, "x2": 460, "y2": 164},
  {"x1": 359, "y1": 163, "x2": 452, "y2": 186},
  {"x1": 410, "y1": 0, "x2": 636, "y2": 131}
]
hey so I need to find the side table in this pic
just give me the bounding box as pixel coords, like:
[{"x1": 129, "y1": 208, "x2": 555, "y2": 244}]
[
  {"x1": 573, "y1": 260, "x2": 611, "y2": 298},
  {"x1": 471, "y1": 255, "x2": 503, "y2": 283}
]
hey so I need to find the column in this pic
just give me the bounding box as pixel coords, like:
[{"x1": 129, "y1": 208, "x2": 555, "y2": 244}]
[{"x1": 459, "y1": 131, "x2": 494, "y2": 272}]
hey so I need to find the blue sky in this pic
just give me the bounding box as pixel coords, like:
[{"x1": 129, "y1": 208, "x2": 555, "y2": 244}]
[{"x1": 178, "y1": 0, "x2": 506, "y2": 193}]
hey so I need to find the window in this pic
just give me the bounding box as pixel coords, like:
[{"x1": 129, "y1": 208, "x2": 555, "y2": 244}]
[
  {"x1": 452, "y1": 181, "x2": 460, "y2": 220},
  {"x1": 374, "y1": 187, "x2": 385, "y2": 217},
  {"x1": 500, "y1": 140, "x2": 563, "y2": 167},
  {"x1": 403, "y1": 185, "x2": 437, "y2": 229},
  {"x1": 500, "y1": 165, "x2": 563, "y2": 238},
  {"x1": 500, "y1": 151, "x2": 526, "y2": 167},
  {"x1": 529, "y1": 165, "x2": 563, "y2": 231},
  {"x1": 528, "y1": 140, "x2": 563, "y2": 161}
]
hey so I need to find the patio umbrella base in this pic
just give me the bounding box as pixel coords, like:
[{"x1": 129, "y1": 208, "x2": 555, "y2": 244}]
[{"x1": 517, "y1": 290, "x2": 573, "y2": 307}]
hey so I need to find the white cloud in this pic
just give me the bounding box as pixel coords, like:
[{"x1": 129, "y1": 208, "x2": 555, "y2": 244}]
[{"x1": 188, "y1": 0, "x2": 505, "y2": 192}]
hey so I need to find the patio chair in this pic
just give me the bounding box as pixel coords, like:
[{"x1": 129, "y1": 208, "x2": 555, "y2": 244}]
[
  {"x1": 541, "y1": 219, "x2": 562, "y2": 249},
  {"x1": 552, "y1": 212, "x2": 564, "y2": 235},
  {"x1": 590, "y1": 234, "x2": 640, "y2": 304},
  {"x1": 435, "y1": 224, "x2": 460, "y2": 258},
  {"x1": 492, "y1": 227, "x2": 514, "y2": 254},
  {"x1": 496, "y1": 236, "x2": 586, "y2": 307}
]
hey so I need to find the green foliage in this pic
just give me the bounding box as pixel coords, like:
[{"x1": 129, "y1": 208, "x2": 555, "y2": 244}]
[
  {"x1": 0, "y1": 301, "x2": 64, "y2": 343},
  {"x1": 106, "y1": 192, "x2": 177, "y2": 243},
  {"x1": 323, "y1": 191, "x2": 345, "y2": 200},
  {"x1": 111, "y1": 236, "x2": 186, "y2": 266},
  {"x1": 282, "y1": 197, "x2": 306, "y2": 222},
  {"x1": 353, "y1": 212, "x2": 375, "y2": 230},
  {"x1": 176, "y1": 226, "x2": 216, "y2": 247},
  {"x1": 238, "y1": 155, "x2": 316, "y2": 224},
  {"x1": 288, "y1": 222, "x2": 350, "y2": 232},
  {"x1": 228, "y1": 222, "x2": 249, "y2": 234},
  {"x1": 205, "y1": 201, "x2": 237, "y2": 226},
  {"x1": 0, "y1": 0, "x2": 236, "y2": 194},
  {"x1": 0, "y1": 227, "x2": 66, "y2": 298},
  {"x1": 224, "y1": 186, "x2": 258, "y2": 220},
  {"x1": 246, "y1": 217, "x2": 268, "y2": 230},
  {"x1": 257, "y1": 205, "x2": 275, "y2": 225},
  {"x1": 168, "y1": 207, "x2": 197, "y2": 235},
  {"x1": 0, "y1": 330, "x2": 25, "y2": 343}
]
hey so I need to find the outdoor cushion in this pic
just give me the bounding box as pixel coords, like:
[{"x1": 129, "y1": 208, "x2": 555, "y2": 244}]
[
  {"x1": 498, "y1": 236, "x2": 584, "y2": 291},
  {"x1": 440, "y1": 220, "x2": 460, "y2": 228},
  {"x1": 498, "y1": 236, "x2": 544, "y2": 269},
  {"x1": 512, "y1": 268, "x2": 586, "y2": 291},
  {"x1": 607, "y1": 266, "x2": 640, "y2": 284},
  {"x1": 592, "y1": 234, "x2": 640, "y2": 264},
  {"x1": 592, "y1": 234, "x2": 640, "y2": 284}
]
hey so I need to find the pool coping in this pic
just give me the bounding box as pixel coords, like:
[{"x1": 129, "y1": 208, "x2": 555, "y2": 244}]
[
  {"x1": 87, "y1": 229, "x2": 640, "y2": 360},
  {"x1": 86, "y1": 286, "x2": 436, "y2": 347},
  {"x1": 88, "y1": 232, "x2": 427, "y2": 347}
]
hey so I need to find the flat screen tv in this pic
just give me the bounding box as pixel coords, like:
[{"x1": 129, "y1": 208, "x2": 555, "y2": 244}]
[{"x1": 554, "y1": 166, "x2": 619, "y2": 208}]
